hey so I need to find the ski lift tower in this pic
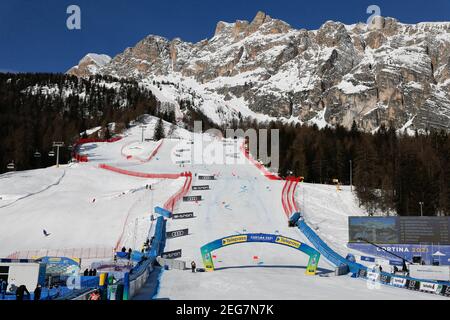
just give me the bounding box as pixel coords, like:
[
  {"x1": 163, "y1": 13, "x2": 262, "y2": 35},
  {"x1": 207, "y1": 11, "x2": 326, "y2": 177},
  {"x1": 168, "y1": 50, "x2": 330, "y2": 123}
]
[{"x1": 52, "y1": 142, "x2": 65, "y2": 168}]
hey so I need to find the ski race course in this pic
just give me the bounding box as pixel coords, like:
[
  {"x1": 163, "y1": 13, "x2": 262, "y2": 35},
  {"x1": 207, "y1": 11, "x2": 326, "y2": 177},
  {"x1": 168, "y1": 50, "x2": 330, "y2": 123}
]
[{"x1": 0, "y1": 116, "x2": 447, "y2": 300}]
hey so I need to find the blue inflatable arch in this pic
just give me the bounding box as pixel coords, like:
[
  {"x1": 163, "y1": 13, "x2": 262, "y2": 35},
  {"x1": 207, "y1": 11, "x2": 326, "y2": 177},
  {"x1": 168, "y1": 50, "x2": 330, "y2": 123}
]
[{"x1": 200, "y1": 233, "x2": 321, "y2": 275}]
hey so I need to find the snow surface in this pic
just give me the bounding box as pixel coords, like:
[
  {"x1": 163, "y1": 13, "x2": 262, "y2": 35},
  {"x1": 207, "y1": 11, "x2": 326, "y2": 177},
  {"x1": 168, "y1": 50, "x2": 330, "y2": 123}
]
[{"x1": 0, "y1": 116, "x2": 447, "y2": 299}]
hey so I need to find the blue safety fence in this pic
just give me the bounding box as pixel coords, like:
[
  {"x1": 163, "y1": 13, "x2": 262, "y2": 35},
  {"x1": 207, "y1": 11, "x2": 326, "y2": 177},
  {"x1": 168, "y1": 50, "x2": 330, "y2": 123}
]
[
  {"x1": 298, "y1": 219, "x2": 366, "y2": 274},
  {"x1": 298, "y1": 219, "x2": 450, "y2": 297}
]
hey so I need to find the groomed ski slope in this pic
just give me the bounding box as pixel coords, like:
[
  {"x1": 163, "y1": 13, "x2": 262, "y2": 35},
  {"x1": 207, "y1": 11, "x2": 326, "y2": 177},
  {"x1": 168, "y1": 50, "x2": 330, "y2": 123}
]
[{"x1": 0, "y1": 116, "x2": 445, "y2": 299}]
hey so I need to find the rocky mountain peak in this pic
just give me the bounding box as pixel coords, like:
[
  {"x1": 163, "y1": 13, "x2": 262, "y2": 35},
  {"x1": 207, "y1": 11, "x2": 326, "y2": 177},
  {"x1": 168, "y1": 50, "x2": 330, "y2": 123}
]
[
  {"x1": 67, "y1": 12, "x2": 450, "y2": 132},
  {"x1": 67, "y1": 53, "x2": 111, "y2": 77}
]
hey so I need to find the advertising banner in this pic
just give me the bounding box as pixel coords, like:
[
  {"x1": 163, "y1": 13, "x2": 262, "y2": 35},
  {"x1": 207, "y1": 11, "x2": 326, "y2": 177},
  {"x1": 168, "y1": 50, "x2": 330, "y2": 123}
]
[
  {"x1": 360, "y1": 256, "x2": 376, "y2": 262},
  {"x1": 379, "y1": 274, "x2": 391, "y2": 284},
  {"x1": 409, "y1": 265, "x2": 450, "y2": 282},
  {"x1": 390, "y1": 277, "x2": 407, "y2": 288},
  {"x1": 183, "y1": 195, "x2": 202, "y2": 202},
  {"x1": 419, "y1": 282, "x2": 442, "y2": 294},
  {"x1": 172, "y1": 212, "x2": 195, "y2": 220},
  {"x1": 166, "y1": 229, "x2": 189, "y2": 239},
  {"x1": 192, "y1": 185, "x2": 210, "y2": 191},
  {"x1": 348, "y1": 216, "x2": 450, "y2": 245},
  {"x1": 347, "y1": 242, "x2": 450, "y2": 266},
  {"x1": 198, "y1": 176, "x2": 216, "y2": 181},
  {"x1": 161, "y1": 249, "x2": 182, "y2": 259},
  {"x1": 406, "y1": 279, "x2": 421, "y2": 291},
  {"x1": 441, "y1": 285, "x2": 450, "y2": 297}
]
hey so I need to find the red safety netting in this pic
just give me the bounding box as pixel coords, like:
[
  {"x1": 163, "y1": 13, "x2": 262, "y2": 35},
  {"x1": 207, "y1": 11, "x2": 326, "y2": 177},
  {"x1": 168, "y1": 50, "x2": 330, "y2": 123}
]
[
  {"x1": 163, "y1": 173, "x2": 193, "y2": 212},
  {"x1": 239, "y1": 142, "x2": 282, "y2": 180},
  {"x1": 72, "y1": 137, "x2": 123, "y2": 163},
  {"x1": 121, "y1": 140, "x2": 164, "y2": 163},
  {"x1": 98, "y1": 164, "x2": 185, "y2": 180},
  {"x1": 281, "y1": 177, "x2": 303, "y2": 218}
]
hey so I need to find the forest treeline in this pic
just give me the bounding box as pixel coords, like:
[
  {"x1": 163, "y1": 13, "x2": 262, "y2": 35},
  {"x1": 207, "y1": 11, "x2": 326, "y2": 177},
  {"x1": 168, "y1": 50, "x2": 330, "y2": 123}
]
[
  {"x1": 0, "y1": 73, "x2": 175, "y2": 172},
  {"x1": 231, "y1": 118, "x2": 450, "y2": 217}
]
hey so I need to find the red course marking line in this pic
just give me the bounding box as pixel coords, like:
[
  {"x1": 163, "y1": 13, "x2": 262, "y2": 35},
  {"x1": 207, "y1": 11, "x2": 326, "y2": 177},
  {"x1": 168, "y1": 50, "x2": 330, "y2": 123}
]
[
  {"x1": 98, "y1": 164, "x2": 182, "y2": 179},
  {"x1": 122, "y1": 140, "x2": 164, "y2": 163},
  {"x1": 239, "y1": 142, "x2": 282, "y2": 181}
]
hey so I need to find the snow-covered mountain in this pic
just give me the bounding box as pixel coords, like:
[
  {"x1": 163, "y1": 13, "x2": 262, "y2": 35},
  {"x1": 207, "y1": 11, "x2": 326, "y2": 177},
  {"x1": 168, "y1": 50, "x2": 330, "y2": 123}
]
[
  {"x1": 67, "y1": 53, "x2": 112, "y2": 77},
  {"x1": 68, "y1": 12, "x2": 450, "y2": 132}
]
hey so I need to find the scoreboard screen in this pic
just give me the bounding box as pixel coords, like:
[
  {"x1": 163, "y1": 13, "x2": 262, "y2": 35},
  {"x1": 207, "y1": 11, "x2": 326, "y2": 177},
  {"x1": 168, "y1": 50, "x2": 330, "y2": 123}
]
[{"x1": 348, "y1": 217, "x2": 450, "y2": 245}]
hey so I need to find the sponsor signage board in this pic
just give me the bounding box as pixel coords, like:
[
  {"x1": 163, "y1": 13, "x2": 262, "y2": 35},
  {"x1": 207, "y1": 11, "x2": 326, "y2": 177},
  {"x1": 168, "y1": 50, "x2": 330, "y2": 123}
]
[
  {"x1": 390, "y1": 277, "x2": 407, "y2": 288},
  {"x1": 222, "y1": 235, "x2": 248, "y2": 246},
  {"x1": 183, "y1": 195, "x2": 202, "y2": 202},
  {"x1": 348, "y1": 216, "x2": 450, "y2": 245},
  {"x1": 442, "y1": 285, "x2": 450, "y2": 297},
  {"x1": 198, "y1": 176, "x2": 216, "y2": 181},
  {"x1": 166, "y1": 229, "x2": 189, "y2": 239},
  {"x1": 409, "y1": 265, "x2": 450, "y2": 282},
  {"x1": 192, "y1": 185, "x2": 210, "y2": 191},
  {"x1": 161, "y1": 249, "x2": 182, "y2": 259},
  {"x1": 360, "y1": 256, "x2": 376, "y2": 262},
  {"x1": 379, "y1": 274, "x2": 391, "y2": 284},
  {"x1": 419, "y1": 282, "x2": 441, "y2": 294},
  {"x1": 172, "y1": 212, "x2": 195, "y2": 220},
  {"x1": 406, "y1": 279, "x2": 421, "y2": 291},
  {"x1": 275, "y1": 236, "x2": 301, "y2": 249}
]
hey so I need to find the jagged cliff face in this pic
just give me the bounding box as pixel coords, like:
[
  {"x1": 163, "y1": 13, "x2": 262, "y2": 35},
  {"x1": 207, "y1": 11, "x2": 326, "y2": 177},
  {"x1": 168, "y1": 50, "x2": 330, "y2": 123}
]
[{"x1": 68, "y1": 12, "x2": 450, "y2": 131}]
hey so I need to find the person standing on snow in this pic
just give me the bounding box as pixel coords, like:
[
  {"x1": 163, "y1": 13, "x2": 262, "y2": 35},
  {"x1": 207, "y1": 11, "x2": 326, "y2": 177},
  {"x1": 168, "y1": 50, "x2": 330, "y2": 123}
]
[
  {"x1": 33, "y1": 284, "x2": 42, "y2": 301},
  {"x1": 191, "y1": 261, "x2": 196, "y2": 273},
  {"x1": 0, "y1": 279, "x2": 7, "y2": 299},
  {"x1": 15, "y1": 285, "x2": 30, "y2": 301}
]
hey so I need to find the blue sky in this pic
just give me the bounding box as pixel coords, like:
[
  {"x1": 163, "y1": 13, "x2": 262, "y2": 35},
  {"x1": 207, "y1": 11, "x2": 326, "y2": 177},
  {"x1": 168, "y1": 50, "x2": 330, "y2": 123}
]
[{"x1": 1, "y1": 0, "x2": 450, "y2": 73}]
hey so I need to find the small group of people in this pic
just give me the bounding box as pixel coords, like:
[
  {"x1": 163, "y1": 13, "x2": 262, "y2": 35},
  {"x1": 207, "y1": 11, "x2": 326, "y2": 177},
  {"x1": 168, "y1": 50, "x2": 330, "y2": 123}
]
[
  {"x1": 1, "y1": 283, "x2": 42, "y2": 301},
  {"x1": 121, "y1": 247, "x2": 133, "y2": 260},
  {"x1": 83, "y1": 268, "x2": 98, "y2": 276},
  {"x1": 145, "y1": 184, "x2": 152, "y2": 190}
]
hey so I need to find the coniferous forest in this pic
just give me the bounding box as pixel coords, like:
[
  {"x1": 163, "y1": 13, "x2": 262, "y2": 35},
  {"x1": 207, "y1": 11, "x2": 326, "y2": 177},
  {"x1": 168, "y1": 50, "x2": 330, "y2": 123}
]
[
  {"x1": 0, "y1": 73, "x2": 174, "y2": 173},
  {"x1": 232, "y1": 119, "x2": 450, "y2": 217}
]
